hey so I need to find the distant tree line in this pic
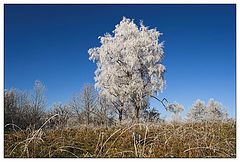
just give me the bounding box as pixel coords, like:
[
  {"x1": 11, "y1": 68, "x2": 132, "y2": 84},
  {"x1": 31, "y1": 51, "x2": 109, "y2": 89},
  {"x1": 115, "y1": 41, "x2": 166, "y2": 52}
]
[
  {"x1": 4, "y1": 81, "x2": 164, "y2": 132},
  {"x1": 4, "y1": 80, "x2": 231, "y2": 132}
]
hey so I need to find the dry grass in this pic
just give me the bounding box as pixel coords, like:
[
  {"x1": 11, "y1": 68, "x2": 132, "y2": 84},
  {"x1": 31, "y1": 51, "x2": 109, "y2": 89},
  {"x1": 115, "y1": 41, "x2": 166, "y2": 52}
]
[{"x1": 4, "y1": 121, "x2": 236, "y2": 158}]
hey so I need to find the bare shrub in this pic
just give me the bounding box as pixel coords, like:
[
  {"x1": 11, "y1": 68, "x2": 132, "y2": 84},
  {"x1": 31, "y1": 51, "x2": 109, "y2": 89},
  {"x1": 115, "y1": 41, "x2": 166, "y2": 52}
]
[
  {"x1": 48, "y1": 103, "x2": 73, "y2": 129},
  {"x1": 4, "y1": 89, "x2": 31, "y2": 131},
  {"x1": 4, "y1": 80, "x2": 47, "y2": 131}
]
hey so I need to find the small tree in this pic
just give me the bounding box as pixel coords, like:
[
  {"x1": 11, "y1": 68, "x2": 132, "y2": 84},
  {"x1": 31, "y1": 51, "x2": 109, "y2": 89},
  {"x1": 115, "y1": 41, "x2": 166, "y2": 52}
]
[
  {"x1": 80, "y1": 84, "x2": 97, "y2": 125},
  {"x1": 187, "y1": 98, "x2": 229, "y2": 122},
  {"x1": 89, "y1": 17, "x2": 166, "y2": 124},
  {"x1": 94, "y1": 96, "x2": 115, "y2": 127},
  {"x1": 70, "y1": 93, "x2": 85, "y2": 125},
  {"x1": 205, "y1": 98, "x2": 229, "y2": 121},
  {"x1": 187, "y1": 99, "x2": 206, "y2": 122},
  {"x1": 29, "y1": 80, "x2": 47, "y2": 128}
]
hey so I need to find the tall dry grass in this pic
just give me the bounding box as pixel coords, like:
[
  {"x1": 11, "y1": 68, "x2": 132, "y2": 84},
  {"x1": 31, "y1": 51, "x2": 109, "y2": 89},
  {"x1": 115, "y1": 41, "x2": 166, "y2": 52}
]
[{"x1": 4, "y1": 120, "x2": 236, "y2": 158}]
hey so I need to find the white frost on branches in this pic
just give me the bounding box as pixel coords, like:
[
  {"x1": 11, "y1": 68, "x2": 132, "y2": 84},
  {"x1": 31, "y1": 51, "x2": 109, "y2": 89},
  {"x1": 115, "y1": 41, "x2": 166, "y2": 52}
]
[
  {"x1": 187, "y1": 99, "x2": 206, "y2": 121},
  {"x1": 187, "y1": 98, "x2": 229, "y2": 122},
  {"x1": 166, "y1": 102, "x2": 184, "y2": 113},
  {"x1": 88, "y1": 17, "x2": 166, "y2": 114},
  {"x1": 166, "y1": 102, "x2": 184, "y2": 123}
]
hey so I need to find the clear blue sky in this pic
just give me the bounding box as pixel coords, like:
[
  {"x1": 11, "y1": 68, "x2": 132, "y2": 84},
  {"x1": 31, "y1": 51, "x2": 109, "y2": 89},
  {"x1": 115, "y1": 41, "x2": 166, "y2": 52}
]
[{"x1": 4, "y1": 4, "x2": 236, "y2": 118}]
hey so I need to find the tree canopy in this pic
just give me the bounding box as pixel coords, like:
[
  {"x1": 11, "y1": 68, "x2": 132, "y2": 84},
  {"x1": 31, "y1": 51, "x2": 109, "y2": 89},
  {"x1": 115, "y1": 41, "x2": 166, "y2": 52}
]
[{"x1": 88, "y1": 17, "x2": 166, "y2": 122}]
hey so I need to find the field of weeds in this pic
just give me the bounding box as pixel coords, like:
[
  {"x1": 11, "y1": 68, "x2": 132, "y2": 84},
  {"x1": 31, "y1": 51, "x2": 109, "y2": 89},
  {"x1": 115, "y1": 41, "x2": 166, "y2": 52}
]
[{"x1": 4, "y1": 121, "x2": 236, "y2": 158}]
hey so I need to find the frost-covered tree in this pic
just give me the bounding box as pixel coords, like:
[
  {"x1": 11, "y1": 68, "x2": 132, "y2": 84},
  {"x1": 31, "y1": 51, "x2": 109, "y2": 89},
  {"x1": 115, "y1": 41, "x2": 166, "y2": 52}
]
[
  {"x1": 187, "y1": 98, "x2": 229, "y2": 122},
  {"x1": 88, "y1": 17, "x2": 166, "y2": 124},
  {"x1": 187, "y1": 99, "x2": 206, "y2": 122},
  {"x1": 166, "y1": 102, "x2": 184, "y2": 123},
  {"x1": 204, "y1": 98, "x2": 229, "y2": 121}
]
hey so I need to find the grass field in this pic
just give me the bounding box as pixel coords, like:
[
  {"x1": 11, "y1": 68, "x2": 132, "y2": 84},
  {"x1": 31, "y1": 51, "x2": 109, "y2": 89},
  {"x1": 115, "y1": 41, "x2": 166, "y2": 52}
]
[{"x1": 4, "y1": 121, "x2": 236, "y2": 158}]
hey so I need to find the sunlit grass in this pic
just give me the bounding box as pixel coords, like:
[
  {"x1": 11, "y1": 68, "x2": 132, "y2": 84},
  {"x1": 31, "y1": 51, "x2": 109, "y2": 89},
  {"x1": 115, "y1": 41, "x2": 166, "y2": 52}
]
[{"x1": 4, "y1": 121, "x2": 236, "y2": 158}]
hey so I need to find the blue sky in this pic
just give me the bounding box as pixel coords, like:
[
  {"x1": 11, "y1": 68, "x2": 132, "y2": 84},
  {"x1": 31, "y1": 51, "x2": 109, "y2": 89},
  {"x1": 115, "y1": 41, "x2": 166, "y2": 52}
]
[{"x1": 4, "y1": 4, "x2": 236, "y2": 118}]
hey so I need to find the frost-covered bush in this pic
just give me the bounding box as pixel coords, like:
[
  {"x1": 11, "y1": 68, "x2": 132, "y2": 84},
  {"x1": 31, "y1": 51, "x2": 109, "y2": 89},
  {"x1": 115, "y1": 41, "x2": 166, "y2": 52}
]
[
  {"x1": 187, "y1": 98, "x2": 229, "y2": 122},
  {"x1": 166, "y1": 102, "x2": 184, "y2": 113},
  {"x1": 88, "y1": 17, "x2": 166, "y2": 123},
  {"x1": 48, "y1": 102, "x2": 73, "y2": 129},
  {"x1": 166, "y1": 102, "x2": 184, "y2": 123}
]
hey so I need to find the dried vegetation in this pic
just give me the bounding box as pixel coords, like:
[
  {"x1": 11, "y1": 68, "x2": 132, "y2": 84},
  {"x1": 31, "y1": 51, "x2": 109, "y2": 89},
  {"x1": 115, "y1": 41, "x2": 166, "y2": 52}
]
[{"x1": 4, "y1": 120, "x2": 236, "y2": 158}]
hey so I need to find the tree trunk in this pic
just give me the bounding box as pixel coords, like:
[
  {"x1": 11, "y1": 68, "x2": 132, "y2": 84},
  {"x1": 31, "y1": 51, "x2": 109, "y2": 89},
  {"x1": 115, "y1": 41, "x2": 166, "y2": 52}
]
[
  {"x1": 87, "y1": 110, "x2": 90, "y2": 125},
  {"x1": 134, "y1": 107, "x2": 139, "y2": 124},
  {"x1": 119, "y1": 109, "x2": 123, "y2": 123}
]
